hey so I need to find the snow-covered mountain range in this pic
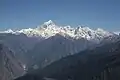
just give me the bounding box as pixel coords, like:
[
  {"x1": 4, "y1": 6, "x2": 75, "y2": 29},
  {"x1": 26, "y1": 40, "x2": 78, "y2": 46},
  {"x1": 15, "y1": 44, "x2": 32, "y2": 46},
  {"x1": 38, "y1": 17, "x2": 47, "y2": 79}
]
[
  {"x1": 0, "y1": 20, "x2": 116, "y2": 42},
  {"x1": 0, "y1": 20, "x2": 120, "y2": 79},
  {"x1": 114, "y1": 31, "x2": 120, "y2": 35}
]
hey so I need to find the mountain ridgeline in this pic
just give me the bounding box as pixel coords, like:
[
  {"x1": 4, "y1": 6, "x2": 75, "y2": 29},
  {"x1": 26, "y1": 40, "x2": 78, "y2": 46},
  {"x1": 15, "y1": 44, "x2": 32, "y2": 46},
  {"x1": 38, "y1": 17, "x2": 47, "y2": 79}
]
[
  {"x1": 15, "y1": 39, "x2": 120, "y2": 80},
  {"x1": 0, "y1": 20, "x2": 120, "y2": 80},
  {"x1": 0, "y1": 21, "x2": 118, "y2": 69},
  {"x1": 26, "y1": 34, "x2": 96, "y2": 69}
]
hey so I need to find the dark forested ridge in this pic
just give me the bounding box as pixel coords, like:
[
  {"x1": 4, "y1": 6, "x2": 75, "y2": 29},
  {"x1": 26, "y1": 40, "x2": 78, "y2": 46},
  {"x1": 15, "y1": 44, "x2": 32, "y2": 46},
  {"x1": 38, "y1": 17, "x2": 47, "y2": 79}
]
[{"x1": 15, "y1": 40, "x2": 120, "y2": 80}]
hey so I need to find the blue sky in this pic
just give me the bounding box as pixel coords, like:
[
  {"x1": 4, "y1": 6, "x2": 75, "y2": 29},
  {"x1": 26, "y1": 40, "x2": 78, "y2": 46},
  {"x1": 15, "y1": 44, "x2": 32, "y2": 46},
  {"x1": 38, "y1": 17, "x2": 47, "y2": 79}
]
[{"x1": 0, "y1": 0, "x2": 120, "y2": 31}]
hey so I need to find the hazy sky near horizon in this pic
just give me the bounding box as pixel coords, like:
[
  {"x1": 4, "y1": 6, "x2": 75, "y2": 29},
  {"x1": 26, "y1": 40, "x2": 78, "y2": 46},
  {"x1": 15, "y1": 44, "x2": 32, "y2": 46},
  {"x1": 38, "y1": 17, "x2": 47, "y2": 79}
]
[{"x1": 0, "y1": 0, "x2": 120, "y2": 31}]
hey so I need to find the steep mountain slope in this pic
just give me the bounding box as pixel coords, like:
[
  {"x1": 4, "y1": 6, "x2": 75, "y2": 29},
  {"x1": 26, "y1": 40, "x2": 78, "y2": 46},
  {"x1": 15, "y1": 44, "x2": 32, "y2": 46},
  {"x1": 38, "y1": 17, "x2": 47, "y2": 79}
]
[
  {"x1": 0, "y1": 20, "x2": 119, "y2": 80},
  {"x1": 0, "y1": 33, "x2": 41, "y2": 64},
  {"x1": 15, "y1": 40, "x2": 120, "y2": 80},
  {"x1": 38, "y1": 40, "x2": 120, "y2": 80},
  {"x1": 26, "y1": 33, "x2": 119, "y2": 70},
  {"x1": 26, "y1": 34, "x2": 96, "y2": 69},
  {"x1": 7, "y1": 21, "x2": 115, "y2": 70},
  {"x1": 0, "y1": 20, "x2": 117, "y2": 68},
  {"x1": 0, "y1": 44, "x2": 25, "y2": 80}
]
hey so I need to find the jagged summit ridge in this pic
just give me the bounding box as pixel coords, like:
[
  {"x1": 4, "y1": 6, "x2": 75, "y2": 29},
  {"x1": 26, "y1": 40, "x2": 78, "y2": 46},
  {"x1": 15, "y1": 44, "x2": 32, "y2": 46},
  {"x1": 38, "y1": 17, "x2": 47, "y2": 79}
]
[
  {"x1": 0, "y1": 20, "x2": 114, "y2": 41},
  {"x1": 43, "y1": 20, "x2": 55, "y2": 26}
]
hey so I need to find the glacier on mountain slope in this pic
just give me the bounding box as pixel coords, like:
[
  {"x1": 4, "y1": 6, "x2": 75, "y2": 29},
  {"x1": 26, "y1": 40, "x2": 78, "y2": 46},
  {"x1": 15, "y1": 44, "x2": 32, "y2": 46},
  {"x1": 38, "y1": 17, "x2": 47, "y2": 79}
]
[
  {"x1": 0, "y1": 20, "x2": 115, "y2": 42},
  {"x1": 114, "y1": 32, "x2": 120, "y2": 35}
]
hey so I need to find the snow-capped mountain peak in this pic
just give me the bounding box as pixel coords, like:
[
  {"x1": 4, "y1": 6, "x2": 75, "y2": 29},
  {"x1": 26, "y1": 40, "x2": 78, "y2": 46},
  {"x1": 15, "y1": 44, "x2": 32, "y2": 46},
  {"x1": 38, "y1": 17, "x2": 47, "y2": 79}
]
[
  {"x1": 37, "y1": 20, "x2": 57, "y2": 30},
  {"x1": 114, "y1": 32, "x2": 120, "y2": 35},
  {"x1": 39, "y1": 20, "x2": 57, "y2": 29},
  {"x1": 0, "y1": 20, "x2": 115, "y2": 42},
  {"x1": 43, "y1": 20, "x2": 55, "y2": 26},
  {"x1": 4, "y1": 29, "x2": 14, "y2": 33}
]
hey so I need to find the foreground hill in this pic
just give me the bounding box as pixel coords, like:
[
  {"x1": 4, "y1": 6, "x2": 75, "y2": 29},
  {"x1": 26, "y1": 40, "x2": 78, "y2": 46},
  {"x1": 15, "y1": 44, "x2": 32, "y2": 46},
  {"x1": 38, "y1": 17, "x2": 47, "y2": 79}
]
[{"x1": 15, "y1": 39, "x2": 120, "y2": 80}]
